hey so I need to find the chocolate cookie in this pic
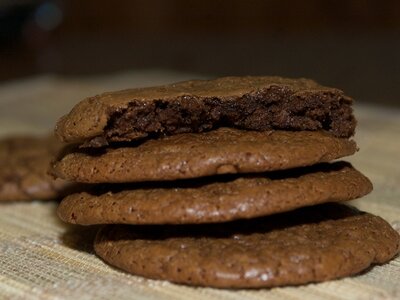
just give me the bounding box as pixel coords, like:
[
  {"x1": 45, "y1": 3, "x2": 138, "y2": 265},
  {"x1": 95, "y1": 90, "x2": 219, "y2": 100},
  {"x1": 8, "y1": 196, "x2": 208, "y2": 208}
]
[
  {"x1": 94, "y1": 203, "x2": 400, "y2": 288},
  {"x1": 51, "y1": 128, "x2": 357, "y2": 183},
  {"x1": 0, "y1": 135, "x2": 73, "y2": 201},
  {"x1": 55, "y1": 76, "x2": 355, "y2": 147},
  {"x1": 57, "y1": 162, "x2": 372, "y2": 225}
]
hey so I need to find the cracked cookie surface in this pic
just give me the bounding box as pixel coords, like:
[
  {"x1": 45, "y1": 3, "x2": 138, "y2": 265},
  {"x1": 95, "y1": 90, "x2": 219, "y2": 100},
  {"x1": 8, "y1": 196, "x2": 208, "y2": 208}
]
[{"x1": 55, "y1": 76, "x2": 355, "y2": 146}]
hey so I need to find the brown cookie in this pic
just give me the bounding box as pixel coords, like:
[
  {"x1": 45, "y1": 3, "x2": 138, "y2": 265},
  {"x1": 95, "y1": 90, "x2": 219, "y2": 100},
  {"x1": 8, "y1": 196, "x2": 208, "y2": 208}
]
[
  {"x1": 55, "y1": 76, "x2": 355, "y2": 147},
  {"x1": 51, "y1": 128, "x2": 357, "y2": 183},
  {"x1": 0, "y1": 135, "x2": 73, "y2": 201},
  {"x1": 57, "y1": 162, "x2": 372, "y2": 225},
  {"x1": 94, "y1": 203, "x2": 400, "y2": 288}
]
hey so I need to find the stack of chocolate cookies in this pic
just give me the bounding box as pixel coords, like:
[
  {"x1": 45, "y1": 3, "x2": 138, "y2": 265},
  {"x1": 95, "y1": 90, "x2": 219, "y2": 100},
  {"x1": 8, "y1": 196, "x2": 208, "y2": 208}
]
[{"x1": 52, "y1": 77, "x2": 400, "y2": 288}]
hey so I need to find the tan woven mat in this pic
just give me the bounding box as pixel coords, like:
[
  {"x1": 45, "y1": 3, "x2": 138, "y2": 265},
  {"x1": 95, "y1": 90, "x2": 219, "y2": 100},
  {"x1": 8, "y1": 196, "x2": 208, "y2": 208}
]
[{"x1": 0, "y1": 71, "x2": 399, "y2": 300}]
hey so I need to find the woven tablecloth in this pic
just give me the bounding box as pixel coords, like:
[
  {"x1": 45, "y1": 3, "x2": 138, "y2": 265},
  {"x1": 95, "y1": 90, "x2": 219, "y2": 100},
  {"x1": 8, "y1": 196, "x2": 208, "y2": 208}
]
[{"x1": 0, "y1": 71, "x2": 399, "y2": 300}]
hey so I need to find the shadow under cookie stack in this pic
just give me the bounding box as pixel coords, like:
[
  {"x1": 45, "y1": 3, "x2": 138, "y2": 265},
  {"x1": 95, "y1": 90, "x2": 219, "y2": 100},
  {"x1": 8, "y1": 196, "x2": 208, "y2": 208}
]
[{"x1": 52, "y1": 77, "x2": 400, "y2": 288}]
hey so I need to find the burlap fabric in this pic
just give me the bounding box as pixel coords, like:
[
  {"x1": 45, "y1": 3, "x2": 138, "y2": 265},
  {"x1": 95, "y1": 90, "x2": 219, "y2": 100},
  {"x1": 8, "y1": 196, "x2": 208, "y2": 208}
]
[{"x1": 0, "y1": 72, "x2": 399, "y2": 300}]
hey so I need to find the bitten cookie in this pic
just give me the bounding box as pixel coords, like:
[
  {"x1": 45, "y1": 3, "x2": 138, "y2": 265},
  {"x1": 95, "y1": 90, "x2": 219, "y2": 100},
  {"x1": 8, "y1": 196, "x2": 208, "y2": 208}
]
[
  {"x1": 94, "y1": 203, "x2": 400, "y2": 288},
  {"x1": 55, "y1": 76, "x2": 356, "y2": 147},
  {"x1": 51, "y1": 128, "x2": 357, "y2": 183},
  {"x1": 58, "y1": 162, "x2": 372, "y2": 225},
  {"x1": 0, "y1": 135, "x2": 73, "y2": 201}
]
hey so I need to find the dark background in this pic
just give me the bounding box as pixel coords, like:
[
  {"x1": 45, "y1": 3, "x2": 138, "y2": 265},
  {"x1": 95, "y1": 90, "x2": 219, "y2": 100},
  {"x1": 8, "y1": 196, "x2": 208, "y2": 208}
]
[{"x1": 1, "y1": 0, "x2": 399, "y2": 106}]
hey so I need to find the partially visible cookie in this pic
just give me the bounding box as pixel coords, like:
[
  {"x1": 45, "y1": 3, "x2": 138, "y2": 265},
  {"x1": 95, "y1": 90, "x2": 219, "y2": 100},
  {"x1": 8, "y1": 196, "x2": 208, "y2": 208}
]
[
  {"x1": 55, "y1": 76, "x2": 356, "y2": 147},
  {"x1": 0, "y1": 135, "x2": 73, "y2": 201},
  {"x1": 58, "y1": 162, "x2": 372, "y2": 225},
  {"x1": 94, "y1": 203, "x2": 400, "y2": 288},
  {"x1": 51, "y1": 128, "x2": 357, "y2": 183}
]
